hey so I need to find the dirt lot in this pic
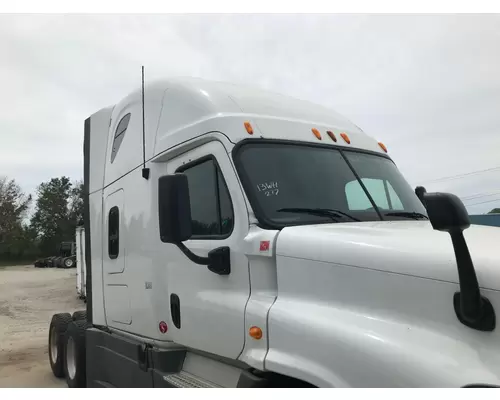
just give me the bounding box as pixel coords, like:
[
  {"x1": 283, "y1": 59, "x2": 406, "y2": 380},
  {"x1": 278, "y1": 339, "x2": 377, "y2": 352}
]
[{"x1": 0, "y1": 265, "x2": 83, "y2": 388}]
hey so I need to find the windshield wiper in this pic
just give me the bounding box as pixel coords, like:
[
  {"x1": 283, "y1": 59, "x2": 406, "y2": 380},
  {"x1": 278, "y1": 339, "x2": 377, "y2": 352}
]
[
  {"x1": 277, "y1": 207, "x2": 361, "y2": 222},
  {"x1": 384, "y1": 211, "x2": 428, "y2": 220}
]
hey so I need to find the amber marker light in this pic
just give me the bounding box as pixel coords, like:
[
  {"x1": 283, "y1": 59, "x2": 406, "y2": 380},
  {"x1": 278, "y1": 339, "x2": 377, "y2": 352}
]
[
  {"x1": 244, "y1": 122, "x2": 254, "y2": 135},
  {"x1": 326, "y1": 130, "x2": 337, "y2": 142},
  {"x1": 249, "y1": 326, "x2": 263, "y2": 340},
  {"x1": 312, "y1": 128, "x2": 322, "y2": 140},
  {"x1": 378, "y1": 142, "x2": 388, "y2": 153},
  {"x1": 340, "y1": 133, "x2": 351, "y2": 144}
]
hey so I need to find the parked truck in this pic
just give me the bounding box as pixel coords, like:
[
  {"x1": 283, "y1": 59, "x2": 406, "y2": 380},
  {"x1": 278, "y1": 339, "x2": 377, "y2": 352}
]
[
  {"x1": 48, "y1": 77, "x2": 500, "y2": 388},
  {"x1": 34, "y1": 241, "x2": 77, "y2": 269}
]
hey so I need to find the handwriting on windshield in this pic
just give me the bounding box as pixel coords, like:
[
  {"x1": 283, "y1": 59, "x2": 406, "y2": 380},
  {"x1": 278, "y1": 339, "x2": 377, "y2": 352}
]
[{"x1": 257, "y1": 181, "x2": 279, "y2": 197}]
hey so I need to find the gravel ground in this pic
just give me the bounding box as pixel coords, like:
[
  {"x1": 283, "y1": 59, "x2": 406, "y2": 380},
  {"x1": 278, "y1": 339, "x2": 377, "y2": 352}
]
[{"x1": 0, "y1": 265, "x2": 84, "y2": 388}]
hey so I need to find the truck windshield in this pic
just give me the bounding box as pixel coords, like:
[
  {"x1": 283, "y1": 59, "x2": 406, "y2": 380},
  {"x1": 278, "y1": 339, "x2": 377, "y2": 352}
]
[{"x1": 234, "y1": 141, "x2": 427, "y2": 228}]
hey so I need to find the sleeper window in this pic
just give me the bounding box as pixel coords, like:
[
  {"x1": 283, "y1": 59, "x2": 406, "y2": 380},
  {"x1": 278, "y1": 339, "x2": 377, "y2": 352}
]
[
  {"x1": 108, "y1": 206, "x2": 119, "y2": 259},
  {"x1": 110, "y1": 113, "x2": 131, "y2": 163},
  {"x1": 178, "y1": 157, "x2": 234, "y2": 238}
]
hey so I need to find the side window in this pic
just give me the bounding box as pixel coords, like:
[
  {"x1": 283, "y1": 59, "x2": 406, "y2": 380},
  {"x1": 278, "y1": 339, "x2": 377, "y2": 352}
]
[
  {"x1": 108, "y1": 206, "x2": 119, "y2": 259},
  {"x1": 345, "y1": 178, "x2": 404, "y2": 211},
  {"x1": 178, "y1": 157, "x2": 234, "y2": 238},
  {"x1": 110, "y1": 113, "x2": 131, "y2": 163}
]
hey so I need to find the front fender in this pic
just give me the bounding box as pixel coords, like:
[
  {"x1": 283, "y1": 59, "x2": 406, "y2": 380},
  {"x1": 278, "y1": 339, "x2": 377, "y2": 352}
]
[{"x1": 264, "y1": 298, "x2": 500, "y2": 388}]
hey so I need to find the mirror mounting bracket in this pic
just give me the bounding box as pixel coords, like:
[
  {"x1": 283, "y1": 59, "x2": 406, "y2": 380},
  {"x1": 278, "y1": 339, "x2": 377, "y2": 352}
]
[
  {"x1": 176, "y1": 243, "x2": 231, "y2": 276},
  {"x1": 177, "y1": 242, "x2": 209, "y2": 265},
  {"x1": 424, "y1": 192, "x2": 496, "y2": 332},
  {"x1": 454, "y1": 292, "x2": 495, "y2": 332},
  {"x1": 449, "y1": 230, "x2": 495, "y2": 331}
]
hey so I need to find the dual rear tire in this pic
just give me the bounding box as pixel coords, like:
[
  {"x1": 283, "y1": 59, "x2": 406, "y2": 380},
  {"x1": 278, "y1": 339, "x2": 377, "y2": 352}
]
[
  {"x1": 48, "y1": 312, "x2": 88, "y2": 387},
  {"x1": 64, "y1": 319, "x2": 88, "y2": 387},
  {"x1": 48, "y1": 313, "x2": 72, "y2": 378},
  {"x1": 62, "y1": 257, "x2": 76, "y2": 269}
]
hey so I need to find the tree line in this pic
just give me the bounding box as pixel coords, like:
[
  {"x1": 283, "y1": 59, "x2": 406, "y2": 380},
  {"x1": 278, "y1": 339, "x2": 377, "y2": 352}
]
[
  {"x1": 0, "y1": 176, "x2": 83, "y2": 265},
  {"x1": 1, "y1": 174, "x2": 500, "y2": 266}
]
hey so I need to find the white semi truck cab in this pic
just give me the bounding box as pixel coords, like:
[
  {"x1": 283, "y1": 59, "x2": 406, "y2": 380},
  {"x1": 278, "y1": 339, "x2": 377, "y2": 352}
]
[{"x1": 48, "y1": 77, "x2": 500, "y2": 388}]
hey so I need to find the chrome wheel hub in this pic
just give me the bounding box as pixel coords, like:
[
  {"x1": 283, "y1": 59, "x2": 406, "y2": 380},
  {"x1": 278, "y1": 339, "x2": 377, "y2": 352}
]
[
  {"x1": 49, "y1": 326, "x2": 58, "y2": 362},
  {"x1": 66, "y1": 336, "x2": 77, "y2": 379}
]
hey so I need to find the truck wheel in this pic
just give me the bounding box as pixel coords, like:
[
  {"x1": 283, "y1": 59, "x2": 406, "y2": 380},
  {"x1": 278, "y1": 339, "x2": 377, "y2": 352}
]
[
  {"x1": 64, "y1": 319, "x2": 88, "y2": 388},
  {"x1": 72, "y1": 310, "x2": 87, "y2": 321},
  {"x1": 63, "y1": 257, "x2": 75, "y2": 268},
  {"x1": 48, "y1": 313, "x2": 73, "y2": 378}
]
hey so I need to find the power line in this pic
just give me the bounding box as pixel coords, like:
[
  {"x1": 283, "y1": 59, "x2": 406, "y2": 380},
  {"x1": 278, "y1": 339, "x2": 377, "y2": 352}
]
[
  {"x1": 461, "y1": 190, "x2": 500, "y2": 201},
  {"x1": 465, "y1": 197, "x2": 500, "y2": 207},
  {"x1": 420, "y1": 165, "x2": 500, "y2": 184}
]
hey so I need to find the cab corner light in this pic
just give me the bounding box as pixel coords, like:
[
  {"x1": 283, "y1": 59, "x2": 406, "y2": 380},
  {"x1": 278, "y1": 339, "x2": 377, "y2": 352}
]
[{"x1": 244, "y1": 122, "x2": 254, "y2": 135}]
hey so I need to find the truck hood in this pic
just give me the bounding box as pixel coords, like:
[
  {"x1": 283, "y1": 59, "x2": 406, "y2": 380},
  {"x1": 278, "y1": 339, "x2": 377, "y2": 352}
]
[{"x1": 276, "y1": 221, "x2": 500, "y2": 291}]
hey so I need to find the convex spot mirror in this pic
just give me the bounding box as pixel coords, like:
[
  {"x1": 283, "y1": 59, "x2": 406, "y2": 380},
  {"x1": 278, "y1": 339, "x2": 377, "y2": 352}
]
[{"x1": 424, "y1": 192, "x2": 470, "y2": 233}]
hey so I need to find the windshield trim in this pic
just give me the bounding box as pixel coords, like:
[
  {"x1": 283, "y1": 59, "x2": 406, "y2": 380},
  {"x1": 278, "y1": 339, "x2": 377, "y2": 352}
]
[{"x1": 232, "y1": 138, "x2": 396, "y2": 230}]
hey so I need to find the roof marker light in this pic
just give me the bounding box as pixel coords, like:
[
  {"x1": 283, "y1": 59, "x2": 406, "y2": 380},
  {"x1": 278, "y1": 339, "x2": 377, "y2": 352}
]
[
  {"x1": 326, "y1": 130, "x2": 337, "y2": 142},
  {"x1": 312, "y1": 128, "x2": 322, "y2": 140},
  {"x1": 378, "y1": 142, "x2": 388, "y2": 153},
  {"x1": 340, "y1": 133, "x2": 351, "y2": 144},
  {"x1": 244, "y1": 122, "x2": 254, "y2": 135}
]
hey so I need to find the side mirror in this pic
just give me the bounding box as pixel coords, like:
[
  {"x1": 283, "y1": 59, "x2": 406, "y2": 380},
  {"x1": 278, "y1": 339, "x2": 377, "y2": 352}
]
[
  {"x1": 158, "y1": 174, "x2": 231, "y2": 275},
  {"x1": 424, "y1": 191, "x2": 495, "y2": 331},
  {"x1": 424, "y1": 192, "x2": 470, "y2": 232},
  {"x1": 158, "y1": 174, "x2": 192, "y2": 243}
]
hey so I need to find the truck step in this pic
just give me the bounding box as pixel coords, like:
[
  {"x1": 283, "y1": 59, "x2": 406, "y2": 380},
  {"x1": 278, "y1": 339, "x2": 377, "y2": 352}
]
[{"x1": 163, "y1": 371, "x2": 222, "y2": 388}]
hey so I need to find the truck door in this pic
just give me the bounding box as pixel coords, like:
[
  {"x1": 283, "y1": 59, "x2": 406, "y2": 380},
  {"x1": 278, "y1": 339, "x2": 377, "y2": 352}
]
[{"x1": 163, "y1": 140, "x2": 250, "y2": 359}]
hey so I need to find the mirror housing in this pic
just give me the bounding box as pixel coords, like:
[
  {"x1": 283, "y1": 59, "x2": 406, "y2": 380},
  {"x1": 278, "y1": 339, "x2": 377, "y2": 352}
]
[
  {"x1": 158, "y1": 174, "x2": 192, "y2": 243},
  {"x1": 158, "y1": 174, "x2": 231, "y2": 275},
  {"x1": 424, "y1": 192, "x2": 470, "y2": 233}
]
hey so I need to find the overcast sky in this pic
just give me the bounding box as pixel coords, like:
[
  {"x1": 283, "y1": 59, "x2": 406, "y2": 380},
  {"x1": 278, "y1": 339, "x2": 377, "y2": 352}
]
[{"x1": 1, "y1": 13, "x2": 499, "y2": 213}]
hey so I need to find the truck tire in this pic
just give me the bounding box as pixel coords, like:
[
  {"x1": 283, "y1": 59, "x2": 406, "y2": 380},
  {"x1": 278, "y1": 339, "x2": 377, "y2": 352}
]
[
  {"x1": 72, "y1": 310, "x2": 87, "y2": 321},
  {"x1": 63, "y1": 257, "x2": 75, "y2": 268},
  {"x1": 64, "y1": 319, "x2": 88, "y2": 388},
  {"x1": 48, "y1": 313, "x2": 73, "y2": 378}
]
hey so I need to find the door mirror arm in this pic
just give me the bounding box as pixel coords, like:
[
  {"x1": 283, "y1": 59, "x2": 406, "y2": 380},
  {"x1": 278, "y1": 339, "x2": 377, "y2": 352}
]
[
  {"x1": 177, "y1": 242, "x2": 209, "y2": 265},
  {"x1": 176, "y1": 242, "x2": 230, "y2": 275}
]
